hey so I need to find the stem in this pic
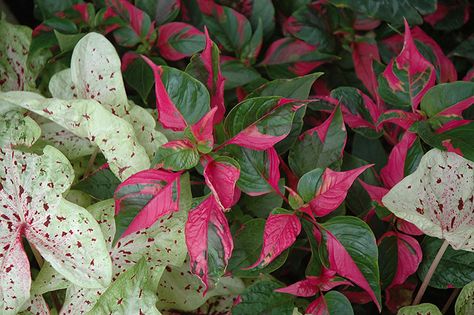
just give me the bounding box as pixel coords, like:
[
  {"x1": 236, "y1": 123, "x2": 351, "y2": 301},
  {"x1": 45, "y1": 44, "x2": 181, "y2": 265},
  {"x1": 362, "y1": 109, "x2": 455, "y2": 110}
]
[
  {"x1": 441, "y1": 288, "x2": 460, "y2": 314},
  {"x1": 413, "y1": 239, "x2": 449, "y2": 305},
  {"x1": 31, "y1": 245, "x2": 44, "y2": 268},
  {"x1": 83, "y1": 148, "x2": 99, "y2": 179}
]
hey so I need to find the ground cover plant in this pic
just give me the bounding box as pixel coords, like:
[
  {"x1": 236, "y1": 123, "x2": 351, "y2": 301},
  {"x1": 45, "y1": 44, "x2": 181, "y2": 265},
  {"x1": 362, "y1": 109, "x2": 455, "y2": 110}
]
[{"x1": 0, "y1": 0, "x2": 473, "y2": 314}]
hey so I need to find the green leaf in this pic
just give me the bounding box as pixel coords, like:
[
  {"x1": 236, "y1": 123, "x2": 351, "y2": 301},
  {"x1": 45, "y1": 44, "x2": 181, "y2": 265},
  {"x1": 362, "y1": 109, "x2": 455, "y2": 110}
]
[
  {"x1": 398, "y1": 303, "x2": 442, "y2": 315},
  {"x1": 302, "y1": 219, "x2": 323, "y2": 276},
  {"x1": 73, "y1": 168, "x2": 121, "y2": 200},
  {"x1": 247, "y1": 73, "x2": 323, "y2": 99},
  {"x1": 297, "y1": 168, "x2": 324, "y2": 203},
  {"x1": 418, "y1": 237, "x2": 474, "y2": 289},
  {"x1": 455, "y1": 280, "x2": 474, "y2": 315},
  {"x1": 232, "y1": 280, "x2": 295, "y2": 315},
  {"x1": 324, "y1": 291, "x2": 354, "y2": 315},
  {"x1": 228, "y1": 218, "x2": 289, "y2": 277},
  {"x1": 321, "y1": 216, "x2": 382, "y2": 308},
  {"x1": 329, "y1": 0, "x2": 436, "y2": 25},
  {"x1": 378, "y1": 235, "x2": 398, "y2": 289},
  {"x1": 289, "y1": 106, "x2": 346, "y2": 177},
  {"x1": 383, "y1": 149, "x2": 474, "y2": 250},
  {"x1": 239, "y1": 180, "x2": 285, "y2": 218},
  {"x1": 420, "y1": 81, "x2": 474, "y2": 118},
  {"x1": 89, "y1": 259, "x2": 160, "y2": 315},
  {"x1": 0, "y1": 91, "x2": 150, "y2": 181},
  {"x1": 122, "y1": 56, "x2": 158, "y2": 103},
  {"x1": 154, "y1": 140, "x2": 200, "y2": 170},
  {"x1": 221, "y1": 59, "x2": 262, "y2": 90},
  {"x1": 54, "y1": 30, "x2": 86, "y2": 52}
]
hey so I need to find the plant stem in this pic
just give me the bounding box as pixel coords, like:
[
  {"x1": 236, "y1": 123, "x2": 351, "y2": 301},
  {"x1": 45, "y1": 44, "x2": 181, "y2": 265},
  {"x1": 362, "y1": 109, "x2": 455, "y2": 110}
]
[
  {"x1": 413, "y1": 239, "x2": 449, "y2": 305},
  {"x1": 441, "y1": 288, "x2": 460, "y2": 314},
  {"x1": 31, "y1": 245, "x2": 44, "y2": 268},
  {"x1": 83, "y1": 147, "x2": 99, "y2": 179}
]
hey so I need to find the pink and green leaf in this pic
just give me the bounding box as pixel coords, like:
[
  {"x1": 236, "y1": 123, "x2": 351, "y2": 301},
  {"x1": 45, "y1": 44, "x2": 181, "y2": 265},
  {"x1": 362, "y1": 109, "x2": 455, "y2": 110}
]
[
  {"x1": 154, "y1": 139, "x2": 200, "y2": 171},
  {"x1": 157, "y1": 22, "x2": 205, "y2": 61},
  {"x1": 113, "y1": 169, "x2": 182, "y2": 240},
  {"x1": 203, "y1": 156, "x2": 240, "y2": 209},
  {"x1": 351, "y1": 38, "x2": 381, "y2": 100}
]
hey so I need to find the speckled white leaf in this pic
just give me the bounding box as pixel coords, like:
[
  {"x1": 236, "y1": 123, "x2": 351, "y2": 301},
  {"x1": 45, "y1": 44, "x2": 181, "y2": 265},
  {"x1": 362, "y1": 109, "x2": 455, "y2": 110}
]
[
  {"x1": 0, "y1": 17, "x2": 47, "y2": 92},
  {"x1": 383, "y1": 149, "x2": 474, "y2": 251},
  {"x1": 88, "y1": 259, "x2": 161, "y2": 315},
  {"x1": 0, "y1": 146, "x2": 112, "y2": 314},
  {"x1": 18, "y1": 294, "x2": 49, "y2": 315},
  {"x1": 71, "y1": 32, "x2": 129, "y2": 117},
  {"x1": 48, "y1": 69, "x2": 76, "y2": 100},
  {"x1": 157, "y1": 258, "x2": 245, "y2": 312},
  {"x1": 0, "y1": 109, "x2": 41, "y2": 147},
  {"x1": 0, "y1": 91, "x2": 150, "y2": 180}
]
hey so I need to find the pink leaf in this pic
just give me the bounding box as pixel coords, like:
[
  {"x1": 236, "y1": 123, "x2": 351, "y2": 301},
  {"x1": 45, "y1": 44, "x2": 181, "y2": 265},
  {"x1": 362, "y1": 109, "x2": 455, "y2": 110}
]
[
  {"x1": 377, "y1": 110, "x2": 422, "y2": 130},
  {"x1": 142, "y1": 55, "x2": 187, "y2": 130},
  {"x1": 310, "y1": 165, "x2": 373, "y2": 217},
  {"x1": 381, "y1": 20, "x2": 436, "y2": 110},
  {"x1": 324, "y1": 229, "x2": 381, "y2": 310},
  {"x1": 157, "y1": 22, "x2": 205, "y2": 61},
  {"x1": 351, "y1": 40, "x2": 381, "y2": 100},
  {"x1": 380, "y1": 132, "x2": 417, "y2": 189},
  {"x1": 185, "y1": 195, "x2": 233, "y2": 292},
  {"x1": 191, "y1": 107, "x2": 217, "y2": 150},
  {"x1": 203, "y1": 157, "x2": 240, "y2": 209},
  {"x1": 380, "y1": 232, "x2": 422, "y2": 289},
  {"x1": 114, "y1": 169, "x2": 181, "y2": 238},
  {"x1": 306, "y1": 295, "x2": 328, "y2": 315},
  {"x1": 358, "y1": 180, "x2": 389, "y2": 205},
  {"x1": 246, "y1": 212, "x2": 301, "y2": 269},
  {"x1": 106, "y1": 0, "x2": 154, "y2": 42}
]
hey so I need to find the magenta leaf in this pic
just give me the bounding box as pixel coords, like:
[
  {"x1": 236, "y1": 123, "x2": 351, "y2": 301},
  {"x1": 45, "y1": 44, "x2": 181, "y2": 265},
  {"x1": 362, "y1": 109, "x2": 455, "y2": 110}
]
[
  {"x1": 0, "y1": 147, "x2": 112, "y2": 314},
  {"x1": 380, "y1": 232, "x2": 422, "y2": 290},
  {"x1": 224, "y1": 97, "x2": 307, "y2": 150},
  {"x1": 246, "y1": 209, "x2": 301, "y2": 269},
  {"x1": 190, "y1": 107, "x2": 217, "y2": 153},
  {"x1": 320, "y1": 217, "x2": 382, "y2": 310},
  {"x1": 351, "y1": 39, "x2": 381, "y2": 100},
  {"x1": 380, "y1": 132, "x2": 417, "y2": 189},
  {"x1": 299, "y1": 165, "x2": 373, "y2": 217},
  {"x1": 259, "y1": 37, "x2": 334, "y2": 79},
  {"x1": 185, "y1": 195, "x2": 233, "y2": 291},
  {"x1": 157, "y1": 22, "x2": 205, "y2": 61},
  {"x1": 203, "y1": 156, "x2": 240, "y2": 209},
  {"x1": 186, "y1": 28, "x2": 226, "y2": 124},
  {"x1": 378, "y1": 20, "x2": 436, "y2": 110},
  {"x1": 113, "y1": 169, "x2": 182, "y2": 240}
]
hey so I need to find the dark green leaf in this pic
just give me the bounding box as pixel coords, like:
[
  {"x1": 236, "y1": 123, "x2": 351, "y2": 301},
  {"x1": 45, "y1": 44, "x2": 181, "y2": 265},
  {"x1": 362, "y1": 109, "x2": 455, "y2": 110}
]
[{"x1": 73, "y1": 168, "x2": 121, "y2": 200}]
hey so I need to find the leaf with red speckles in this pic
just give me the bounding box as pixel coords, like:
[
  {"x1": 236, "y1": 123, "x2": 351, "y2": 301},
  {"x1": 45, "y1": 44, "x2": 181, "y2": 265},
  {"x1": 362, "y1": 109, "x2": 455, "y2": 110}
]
[
  {"x1": 203, "y1": 156, "x2": 240, "y2": 209},
  {"x1": 0, "y1": 18, "x2": 48, "y2": 92},
  {"x1": 297, "y1": 164, "x2": 372, "y2": 217},
  {"x1": 18, "y1": 294, "x2": 50, "y2": 315},
  {"x1": 0, "y1": 91, "x2": 150, "y2": 181},
  {"x1": 186, "y1": 28, "x2": 226, "y2": 124},
  {"x1": 378, "y1": 21, "x2": 436, "y2": 110},
  {"x1": 224, "y1": 97, "x2": 307, "y2": 150},
  {"x1": 88, "y1": 259, "x2": 160, "y2": 315},
  {"x1": 0, "y1": 146, "x2": 112, "y2": 315},
  {"x1": 185, "y1": 195, "x2": 233, "y2": 291},
  {"x1": 383, "y1": 148, "x2": 474, "y2": 251},
  {"x1": 0, "y1": 109, "x2": 41, "y2": 148},
  {"x1": 289, "y1": 105, "x2": 347, "y2": 177},
  {"x1": 259, "y1": 37, "x2": 334, "y2": 79},
  {"x1": 157, "y1": 257, "x2": 245, "y2": 312},
  {"x1": 114, "y1": 169, "x2": 182, "y2": 240},
  {"x1": 105, "y1": 0, "x2": 155, "y2": 47},
  {"x1": 245, "y1": 209, "x2": 301, "y2": 269},
  {"x1": 157, "y1": 22, "x2": 205, "y2": 61}
]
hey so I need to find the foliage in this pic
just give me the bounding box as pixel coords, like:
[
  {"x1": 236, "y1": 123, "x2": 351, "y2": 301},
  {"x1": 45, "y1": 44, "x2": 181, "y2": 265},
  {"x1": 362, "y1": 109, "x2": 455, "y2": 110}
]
[{"x1": 0, "y1": 0, "x2": 473, "y2": 314}]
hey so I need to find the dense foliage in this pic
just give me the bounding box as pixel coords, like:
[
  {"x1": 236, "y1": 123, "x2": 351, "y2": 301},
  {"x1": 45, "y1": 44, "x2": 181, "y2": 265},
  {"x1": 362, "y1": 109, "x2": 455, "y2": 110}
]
[{"x1": 0, "y1": 0, "x2": 473, "y2": 314}]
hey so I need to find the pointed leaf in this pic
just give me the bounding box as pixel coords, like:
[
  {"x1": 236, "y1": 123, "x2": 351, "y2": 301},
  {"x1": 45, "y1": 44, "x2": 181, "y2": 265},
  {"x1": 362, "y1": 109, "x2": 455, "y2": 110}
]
[
  {"x1": 114, "y1": 169, "x2": 181, "y2": 239},
  {"x1": 378, "y1": 21, "x2": 436, "y2": 109},
  {"x1": 185, "y1": 195, "x2": 233, "y2": 291},
  {"x1": 321, "y1": 216, "x2": 381, "y2": 310},
  {"x1": 143, "y1": 57, "x2": 210, "y2": 130},
  {"x1": 224, "y1": 97, "x2": 306, "y2": 150},
  {"x1": 157, "y1": 22, "x2": 205, "y2": 61},
  {"x1": 305, "y1": 165, "x2": 372, "y2": 217},
  {"x1": 203, "y1": 156, "x2": 240, "y2": 209},
  {"x1": 246, "y1": 210, "x2": 301, "y2": 269},
  {"x1": 190, "y1": 107, "x2": 217, "y2": 153},
  {"x1": 289, "y1": 105, "x2": 347, "y2": 177},
  {"x1": 383, "y1": 149, "x2": 474, "y2": 251},
  {"x1": 154, "y1": 139, "x2": 200, "y2": 171},
  {"x1": 306, "y1": 291, "x2": 354, "y2": 315},
  {"x1": 186, "y1": 28, "x2": 225, "y2": 124},
  {"x1": 352, "y1": 39, "x2": 381, "y2": 100}
]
